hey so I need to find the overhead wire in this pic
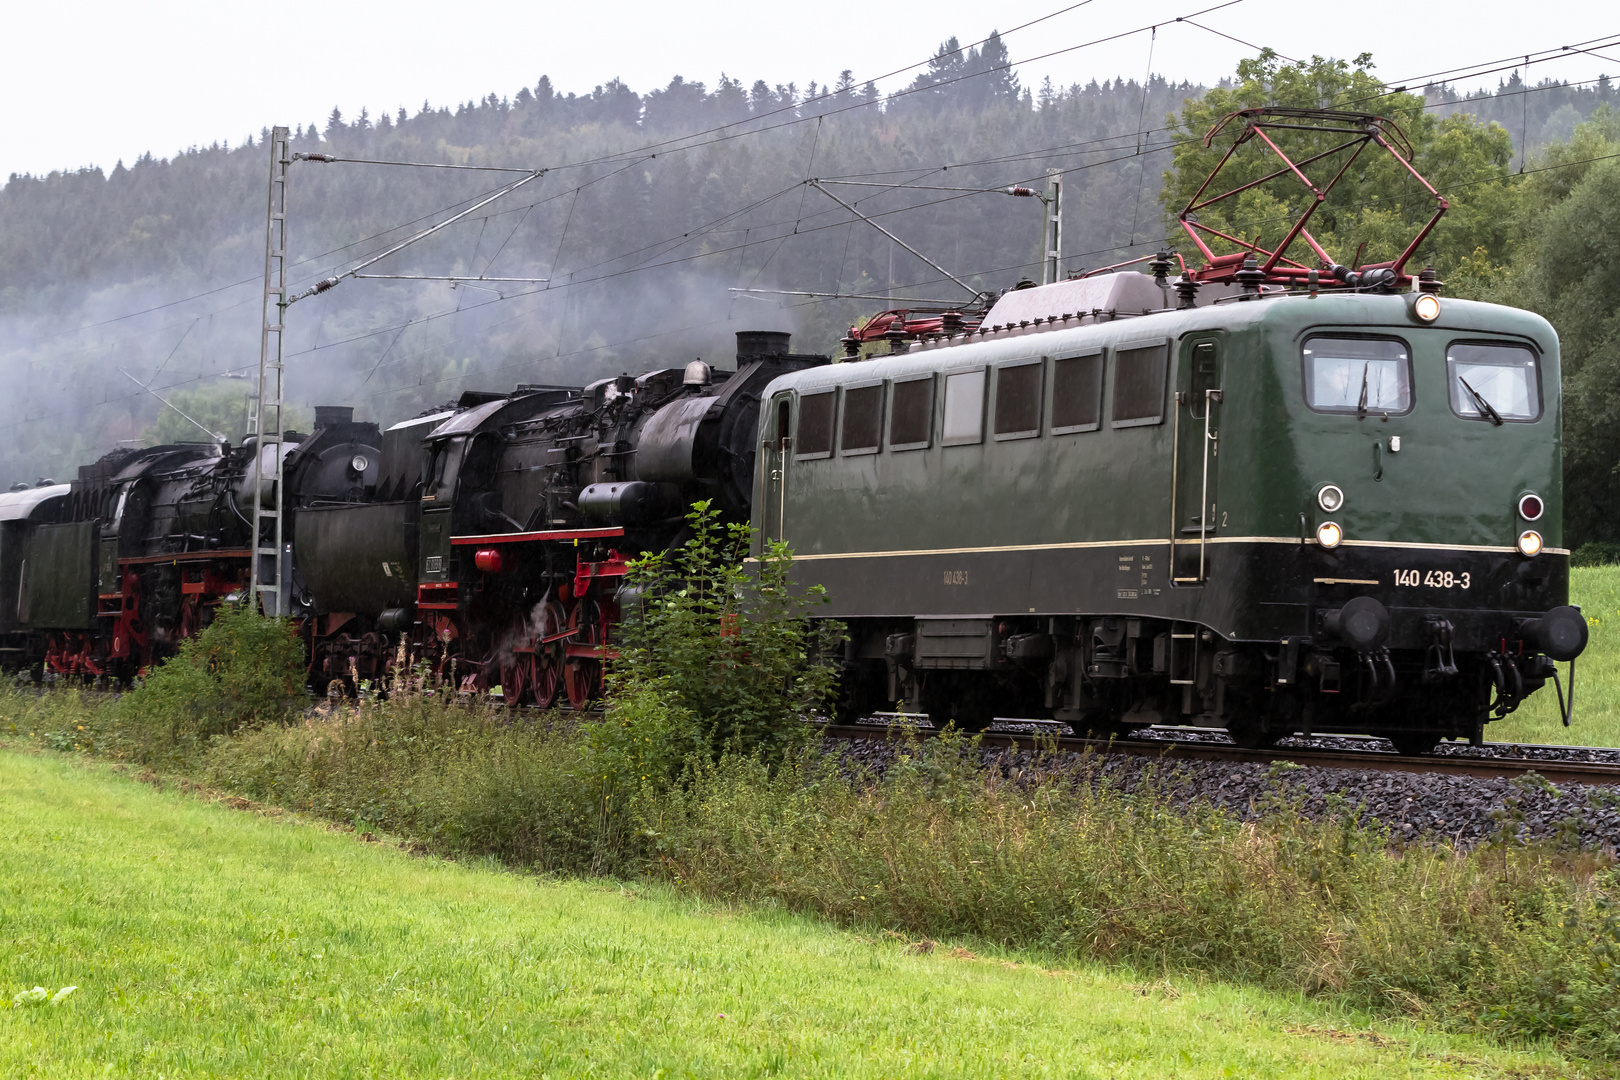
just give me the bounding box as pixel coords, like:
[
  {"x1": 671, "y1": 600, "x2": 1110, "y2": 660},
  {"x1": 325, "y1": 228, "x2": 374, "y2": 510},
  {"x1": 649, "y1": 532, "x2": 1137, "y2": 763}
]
[{"x1": 15, "y1": 18, "x2": 1620, "y2": 430}]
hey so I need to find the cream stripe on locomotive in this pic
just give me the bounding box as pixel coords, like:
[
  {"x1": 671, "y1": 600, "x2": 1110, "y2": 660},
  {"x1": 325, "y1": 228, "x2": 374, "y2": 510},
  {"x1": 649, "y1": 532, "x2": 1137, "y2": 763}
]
[{"x1": 782, "y1": 536, "x2": 1572, "y2": 562}]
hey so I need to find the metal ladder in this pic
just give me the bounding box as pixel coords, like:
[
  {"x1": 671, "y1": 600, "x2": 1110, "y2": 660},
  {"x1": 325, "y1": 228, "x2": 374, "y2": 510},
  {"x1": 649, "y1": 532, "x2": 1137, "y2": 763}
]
[{"x1": 250, "y1": 127, "x2": 290, "y2": 617}]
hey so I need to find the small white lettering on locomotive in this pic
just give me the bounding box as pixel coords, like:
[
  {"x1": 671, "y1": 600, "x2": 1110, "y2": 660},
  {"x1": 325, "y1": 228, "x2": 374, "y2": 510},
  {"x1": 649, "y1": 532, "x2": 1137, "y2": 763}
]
[
  {"x1": 1393, "y1": 569, "x2": 1471, "y2": 589},
  {"x1": 1117, "y1": 588, "x2": 1139, "y2": 599},
  {"x1": 943, "y1": 570, "x2": 969, "y2": 586}
]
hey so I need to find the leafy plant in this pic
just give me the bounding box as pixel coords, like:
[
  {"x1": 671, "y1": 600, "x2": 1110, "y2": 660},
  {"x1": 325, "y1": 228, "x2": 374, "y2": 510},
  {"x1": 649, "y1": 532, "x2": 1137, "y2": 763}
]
[{"x1": 609, "y1": 500, "x2": 844, "y2": 769}]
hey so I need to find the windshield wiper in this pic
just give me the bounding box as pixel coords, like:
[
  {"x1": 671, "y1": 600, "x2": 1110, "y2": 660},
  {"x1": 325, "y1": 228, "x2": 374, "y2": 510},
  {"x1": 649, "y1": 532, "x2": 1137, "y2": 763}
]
[
  {"x1": 1458, "y1": 376, "x2": 1504, "y2": 426},
  {"x1": 1356, "y1": 362, "x2": 1369, "y2": 419}
]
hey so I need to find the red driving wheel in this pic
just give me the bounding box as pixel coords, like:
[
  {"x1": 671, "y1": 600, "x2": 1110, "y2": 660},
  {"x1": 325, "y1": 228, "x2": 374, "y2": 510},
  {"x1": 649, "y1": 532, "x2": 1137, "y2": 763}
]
[{"x1": 563, "y1": 599, "x2": 604, "y2": 708}]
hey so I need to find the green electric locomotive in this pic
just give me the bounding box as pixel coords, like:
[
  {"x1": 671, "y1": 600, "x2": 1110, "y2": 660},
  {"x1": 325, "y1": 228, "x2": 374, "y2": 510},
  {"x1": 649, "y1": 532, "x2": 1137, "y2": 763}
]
[
  {"x1": 752, "y1": 271, "x2": 1585, "y2": 750},
  {"x1": 749, "y1": 107, "x2": 1586, "y2": 753}
]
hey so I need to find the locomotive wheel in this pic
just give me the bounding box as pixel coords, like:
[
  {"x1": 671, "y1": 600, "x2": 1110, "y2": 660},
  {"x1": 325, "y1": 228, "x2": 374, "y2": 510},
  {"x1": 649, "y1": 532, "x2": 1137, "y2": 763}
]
[
  {"x1": 563, "y1": 600, "x2": 604, "y2": 709},
  {"x1": 1387, "y1": 730, "x2": 1438, "y2": 757},
  {"x1": 1225, "y1": 720, "x2": 1282, "y2": 750},
  {"x1": 531, "y1": 600, "x2": 566, "y2": 709},
  {"x1": 498, "y1": 651, "x2": 526, "y2": 707}
]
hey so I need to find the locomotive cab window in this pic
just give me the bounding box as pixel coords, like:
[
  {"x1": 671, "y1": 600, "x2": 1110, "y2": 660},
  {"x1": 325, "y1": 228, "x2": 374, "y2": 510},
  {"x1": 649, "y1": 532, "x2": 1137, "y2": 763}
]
[
  {"x1": 1189, "y1": 341, "x2": 1220, "y2": 419},
  {"x1": 795, "y1": 390, "x2": 835, "y2": 459},
  {"x1": 994, "y1": 360, "x2": 1043, "y2": 440},
  {"x1": 1112, "y1": 342, "x2": 1169, "y2": 428},
  {"x1": 1447, "y1": 342, "x2": 1542, "y2": 422},
  {"x1": 1301, "y1": 336, "x2": 1412, "y2": 415},
  {"x1": 1051, "y1": 350, "x2": 1104, "y2": 434},
  {"x1": 840, "y1": 383, "x2": 883, "y2": 456},
  {"x1": 942, "y1": 369, "x2": 987, "y2": 445},
  {"x1": 423, "y1": 437, "x2": 465, "y2": 501},
  {"x1": 888, "y1": 374, "x2": 934, "y2": 450}
]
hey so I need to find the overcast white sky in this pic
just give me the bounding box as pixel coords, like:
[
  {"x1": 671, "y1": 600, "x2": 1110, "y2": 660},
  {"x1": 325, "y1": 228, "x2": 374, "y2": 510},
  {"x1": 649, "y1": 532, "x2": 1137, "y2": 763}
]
[{"x1": 5, "y1": 0, "x2": 1618, "y2": 180}]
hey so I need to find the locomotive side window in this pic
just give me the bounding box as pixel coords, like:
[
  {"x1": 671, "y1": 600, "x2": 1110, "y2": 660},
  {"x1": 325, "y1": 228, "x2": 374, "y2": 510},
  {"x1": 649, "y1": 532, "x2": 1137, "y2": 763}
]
[
  {"x1": 796, "y1": 391, "x2": 835, "y2": 459},
  {"x1": 889, "y1": 375, "x2": 934, "y2": 450},
  {"x1": 1111, "y1": 342, "x2": 1169, "y2": 428},
  {"x1": 841, "y1": 384, "x2": 883, "y2": 456},
  {"x1": 1051, "y1": 350, "x2": 1104, "y2": 433},
  {"x1": 1301, "y1": 337, "x2": 1412, "y2": 415},
  {"x1": 1447, "y1": 342, "x2": 1541, "y2": 422},
  {"x1": 942, "y1": 369, "x2": 987, "y2": 445},
  {"x1": 423, "y1": 436, "x2": 464, "y2": 501},
  {"x1": 994, "y1": 360, "x2": 1043, "y2": 440}
]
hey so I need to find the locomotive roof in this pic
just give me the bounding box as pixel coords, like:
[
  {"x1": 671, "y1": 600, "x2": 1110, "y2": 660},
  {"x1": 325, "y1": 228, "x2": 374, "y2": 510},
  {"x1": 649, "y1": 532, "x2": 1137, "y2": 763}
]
[
  {"x1": 0, "y1": 483, "x2": 70, "y2": 521},
  {"x1": 766, "y1": 292, "x2": 1558, "y2": 395},
  {"x1": 980, "y1": 272, "x2": 1167, "y2": 326}
]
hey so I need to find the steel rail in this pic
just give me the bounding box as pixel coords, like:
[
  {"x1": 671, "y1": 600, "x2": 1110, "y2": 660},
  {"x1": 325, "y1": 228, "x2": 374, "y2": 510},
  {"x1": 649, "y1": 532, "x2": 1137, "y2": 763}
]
[{"x1": 822, "y1": 724, "x2": 1620, "y2": 787}]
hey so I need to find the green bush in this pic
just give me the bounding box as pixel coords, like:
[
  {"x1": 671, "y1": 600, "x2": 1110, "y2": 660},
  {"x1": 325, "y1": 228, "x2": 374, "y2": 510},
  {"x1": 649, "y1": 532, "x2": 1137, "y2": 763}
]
[
  {"x1": 114, "y1": 604, "x2": 306, "y2": 757},
  {"x1": 611, "y1": 500, "x2": 843, "y2": 769}
]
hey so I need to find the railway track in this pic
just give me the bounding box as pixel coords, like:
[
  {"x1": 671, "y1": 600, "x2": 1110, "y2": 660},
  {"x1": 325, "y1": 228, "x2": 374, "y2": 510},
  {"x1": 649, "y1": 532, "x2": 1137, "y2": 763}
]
[{"x1": 825, "y1": 722, "x2": 1620, "y2": 788}]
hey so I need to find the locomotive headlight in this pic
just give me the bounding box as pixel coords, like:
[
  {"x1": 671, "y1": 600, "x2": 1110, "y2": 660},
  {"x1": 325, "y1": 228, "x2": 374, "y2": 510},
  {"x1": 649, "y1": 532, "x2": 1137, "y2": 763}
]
[
  {"x1": 1317, "y1": 484, "x2": 1345, "y2": 513},
  {"x1": 1412, "y1": 293, "x2": 1441, "y2": 323},
  {"x1": 1518, "y1": 492, "x2": 1544, "y2": 521},
  {"x1": 1317, "y1": 521, "x2": 1343, "y2": 549},
  {"x1": 1517, "y1": 530, "x2": 1544, "y2": 557},
  {"x1": 350, "y1": 454, "x2": 369, "y2": 473}
]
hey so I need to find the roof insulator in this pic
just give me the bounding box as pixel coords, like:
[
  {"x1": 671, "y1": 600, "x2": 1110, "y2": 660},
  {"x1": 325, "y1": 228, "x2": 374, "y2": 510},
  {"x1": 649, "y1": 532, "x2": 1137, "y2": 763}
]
[
  {"x1": 1148, "y1": 251, "x2": 1174, "y2": 286},
  {"x1": 1235, "y1": 257, "x2": 1265, "y2": 296}
]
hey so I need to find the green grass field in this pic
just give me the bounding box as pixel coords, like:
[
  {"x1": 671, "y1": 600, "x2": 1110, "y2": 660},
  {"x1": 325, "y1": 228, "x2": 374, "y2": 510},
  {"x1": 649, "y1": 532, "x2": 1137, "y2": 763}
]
[
  {"x1": 1488, "y1": 565, "x2": 1620, "y2": 746},
  {"x1": 0, "y1": 749, "x2": 1591, "y2": 1079}
]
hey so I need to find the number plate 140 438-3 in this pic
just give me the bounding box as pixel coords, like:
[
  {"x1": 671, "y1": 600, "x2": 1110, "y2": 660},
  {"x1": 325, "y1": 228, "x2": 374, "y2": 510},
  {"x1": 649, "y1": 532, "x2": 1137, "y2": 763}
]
[{"x1": 1394, "y1": 569, "x2": 1470, "y2": 589}]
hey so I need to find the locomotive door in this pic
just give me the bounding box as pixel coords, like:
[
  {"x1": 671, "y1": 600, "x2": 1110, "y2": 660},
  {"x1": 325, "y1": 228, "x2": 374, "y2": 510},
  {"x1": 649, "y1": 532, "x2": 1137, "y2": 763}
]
[
  {"x1": 1171, "y1": 337, "x2": 1223, "y2": 584},
  {"x1": 761, "y1": 393, "x2": 792, "y2": 542}
]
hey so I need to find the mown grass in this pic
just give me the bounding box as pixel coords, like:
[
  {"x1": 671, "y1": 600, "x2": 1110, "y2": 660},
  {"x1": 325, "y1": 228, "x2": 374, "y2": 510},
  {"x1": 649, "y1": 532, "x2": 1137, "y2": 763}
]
[
  {"x1": 1491, "y1": 566, "x2": 1620, "y2": 746},
  {"x1": 12, "y1": 686, "x2": 1620, "y2": 1061},
  {"x1": 0, "y1": 748, "x2": 1591, "y2": 1079}
]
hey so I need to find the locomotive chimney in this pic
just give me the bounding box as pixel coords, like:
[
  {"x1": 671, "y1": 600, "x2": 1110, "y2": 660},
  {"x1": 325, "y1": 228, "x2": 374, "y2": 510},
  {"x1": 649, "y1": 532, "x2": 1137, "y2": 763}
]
[
  {"x1": 314, "y1": 405, "x2": 354, "y2": 427},
  {"x1": 735, "y1": 330, "x2": 791, "y2": 363}
]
